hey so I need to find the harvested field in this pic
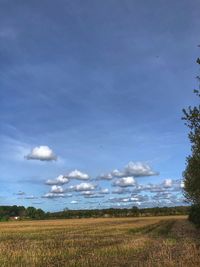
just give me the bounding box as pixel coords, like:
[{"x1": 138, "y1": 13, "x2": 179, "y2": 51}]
[{"x1": 0, "y1": 216, "x2": 199, "y2": 267}]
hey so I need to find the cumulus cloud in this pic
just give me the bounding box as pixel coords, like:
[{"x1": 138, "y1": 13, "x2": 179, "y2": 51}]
[
  {"x1": 45, "y1": 170, "x2": 89, "y2": 186},
  {"x1": 67, "y1": 170, "x2": 89, "y2": 180},
  {"x1": 111, "y1": 169, "x2": 124, "y2": 178},
  {"x1": 71, "y1": 200, "x2": 78, "y2": 204},
  {"x1": 159, "y1": 179, "x2": 184, "y2": 191},
  {"x1": 135, "y1": 179, "x2": 184, "y2": 194},
  {"x1": 50, "y1": 185, "x2": 64, "y2": 193},
  {"x1": 152, "y1": 192, "x2": 173, "y2": 200},
  {"x1": 42, "y1": 193, "x2": 65, "y2": 198},
  {"x1": 180, "y1": 181, "x2": 185, "y2": 188},
  {"x1": 109, "y1": 194, "x2": 149, "y2": 204},
  {"x1": 80, "y1": 190, "x2": 106, "y2": 198},
  {"x1": 124, "y1": 162, "x2": 158, "y2": 177},
  {"x1": 150, "y1": 192, "x2": 185, "y2": 207},
  {"x1": 25, "y1": 146, "x2": 57, "y2": 161},
  {"x1": 45, "y1": 175, "x2": 69, "y2": 185},
  {"x1": 99, "y1": 188, "x2": 109, "y2": 194},
  {"x1": 97, "y1": 173, "x2": 113, "y2": 180},
  {"x1": 70, "y1": 182, "x2": 96, "y2": 192},
  {"x1": 113, "y1": 177, "x2": 136, "y2": 187},
  {"x1": 112, "y1": 188, "x2": 131, "y2": 194},
  {"x1": 81, "y1": 191, "x2": 94, "y2": 196},
  {"x1": 108, "y1": 193, "x2": 185, "y2": 208},
  {"x1": 98, "y1": 161, "x2": 158, "y2": 180},
  {"x1": 162, "y1": 179, "x2": 173, "y2": 188}
]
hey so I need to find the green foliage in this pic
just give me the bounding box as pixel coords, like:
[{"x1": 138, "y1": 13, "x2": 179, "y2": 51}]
[
  {"x1": 182, "y1": 56, "x2": 200, "y2": 225},
  {"x1": 183, "y1": 155, "x2": 200, "y2": 204},
  {"x1": 182, "y1": 58, "x2": 200, "y2": 204},
  {"x1": 132, "y1": 206, "x2": 139, "y2": 216},
  {"x1": 188, "y1": 204, "x2": 200, "y2": 227},
  {"x1": 26, "y1": 207, "x2": 45, "y2": 219},
  {"x1": 0, "y1": 205, "x2": 189, "y2": 222},
  {"x1": 48, "y1": 206, "x2": 189, "y2": 219},
  {"x1": 0, "y1": 206, "x2": 45, "y2": 221},
  {"x1": 0, "y1": 205, "x2": 26, "y2": 218},
  {"x1": 0, "y1": 215, "x2": 9, "y2": 222}
]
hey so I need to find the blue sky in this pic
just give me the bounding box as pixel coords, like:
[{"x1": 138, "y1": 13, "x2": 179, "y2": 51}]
[{"x1": 0, "y1": 0, "x2": 200, "y2": 211}]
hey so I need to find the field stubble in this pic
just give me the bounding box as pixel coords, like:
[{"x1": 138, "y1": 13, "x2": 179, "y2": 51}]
[{"x1": 0, "y1": 216, "x2": 199, "y2": 267}]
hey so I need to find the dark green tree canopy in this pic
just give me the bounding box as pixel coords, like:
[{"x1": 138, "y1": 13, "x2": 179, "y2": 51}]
[{"x1": 182, "y1": 57, "x2": 200, "y2": 204}]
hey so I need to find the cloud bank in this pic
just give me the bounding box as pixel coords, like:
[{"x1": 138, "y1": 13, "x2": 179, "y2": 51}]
[{"x1": 98, "y1": 162, "x2": 158, "y2": 180}]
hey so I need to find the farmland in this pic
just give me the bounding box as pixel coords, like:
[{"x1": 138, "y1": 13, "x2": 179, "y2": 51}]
[{"x1": 0, "y1": 216, "x2": 199, "y2": 267}]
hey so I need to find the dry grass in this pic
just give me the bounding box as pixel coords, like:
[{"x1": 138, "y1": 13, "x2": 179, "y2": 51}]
[{"x1": 0, "y1": 216, "x2": 199, "y2": 266}]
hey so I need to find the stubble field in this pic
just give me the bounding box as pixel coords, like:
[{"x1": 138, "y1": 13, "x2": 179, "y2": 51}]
[{"x1": 0, "y1": 216, "x2": 199, "y2": 267}]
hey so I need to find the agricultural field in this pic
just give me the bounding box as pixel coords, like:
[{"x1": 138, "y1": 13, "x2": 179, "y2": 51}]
[{"x1": 0, "y1": 216, "x2": 199, "y2": 267}]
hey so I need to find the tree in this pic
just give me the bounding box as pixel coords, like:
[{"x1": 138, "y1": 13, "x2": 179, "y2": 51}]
[
  {"x1": 182, "y1": 57, "x2": 200, "y2": 225},
  {"x1": 26, "y1": 206, "x2": 38, "y2": 219},
  {"x1": 34, "y1": 209, "x2": 45, "y2": 220},
  {"x1": 131, "y1": 206, "x2": 139, "y2": 216}
]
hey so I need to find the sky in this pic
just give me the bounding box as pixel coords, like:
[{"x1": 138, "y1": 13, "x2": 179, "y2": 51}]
[{"x1": 0, "y1": 0, "x2": 200, "y2": 211}]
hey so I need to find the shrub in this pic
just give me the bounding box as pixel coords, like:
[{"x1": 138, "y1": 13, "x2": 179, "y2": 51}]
[{"x1": 188, "y1": 204, "x2": 200, "y2": 227}]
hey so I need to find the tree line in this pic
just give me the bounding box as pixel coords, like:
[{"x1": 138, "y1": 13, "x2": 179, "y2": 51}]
[
  {"x1": 0, "y1": 205, "x2": 189, "y2": 221},
  {"x1": 47, "y1": 206, "x2": 189, "y2": 219},
  {"x1": 0, "y1": 206, "x2": 45, "y2": 221}
]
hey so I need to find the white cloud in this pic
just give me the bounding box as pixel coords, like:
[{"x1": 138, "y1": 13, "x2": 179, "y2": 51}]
[
  {"x1": 124, "y1": 162, "x2": 158, "y2": 177},
  {"x1": 46, "y1": 175, "x2": 69, "y2": 185},
  {"x1": 99, "y1": 161, "x2": 158, "y2": 180},
  {"x1": 67, "y1": 170, "x2": 89, "y2": 180},
  {"x1": 99, "y1": 188, "x2": 109, "y2": 194},
  {"x1": 71, "y1": 182, "x2": 96, "y2": 191},
  {"x1": 26, "y1": 146, "x2": 57, "y2": 161},
  {"x1": 111, "y1": 169, "x2": 124, "y2": 177},
  {"x1": 143, "y1": 179, "x2": 185, "y2": 193},
  {"x1": 112, "y1": 188, "x2": 131, "y2": 194},
  {"x1": 98, "y1": 173, "x2": 113, "y2": 180},
  {"x1": 45, "y1": 170, "x2": 89, "y2": 185},
  {"x1": 71, "y1": 200, "x2": 78, "y2": 204},
  {"x1": 180, "y1": 181, "x2": 185, "y2": 188},
  {"x1": 80, "y1": 190, "x2": 105, "y2": 198},
  {"x1": 163, "y1": 179, "x2": 173, "y2": 188},
  {"x1": 109, "y1": 195, "x2": 149, "y2": 204},
  {"x1": 50, "y1": 185, "x2": 64, "y2": 193},
  {"x1": 42, "y1": 193, "x2": 65, "y2": 198},
  {"x1": 113, "y1": 177, "x2": 136, "y2": 187},
  {"x1": 152, "y1": 192, "x2": 172, "y2": 200},
  {"x1": 122, "y1": 198, "x2": 130, "y2": 202}
]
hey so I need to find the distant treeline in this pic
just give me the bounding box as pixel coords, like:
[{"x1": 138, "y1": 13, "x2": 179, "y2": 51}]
[
  {"x1": 0, "y1": 205, "x2": 189, "y2": 221},
  {"x1": 0, "y1": 206, "x2": 45, "y2": 221},
  {"x1": 47, "y1": 206, "x2": 189, "y2": 219}
]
